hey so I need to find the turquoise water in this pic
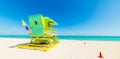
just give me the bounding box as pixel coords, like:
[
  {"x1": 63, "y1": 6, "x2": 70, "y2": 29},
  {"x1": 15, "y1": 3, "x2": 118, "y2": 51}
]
[{"x1": 0, "y1": 35, "x2": 120, "y2": 41}]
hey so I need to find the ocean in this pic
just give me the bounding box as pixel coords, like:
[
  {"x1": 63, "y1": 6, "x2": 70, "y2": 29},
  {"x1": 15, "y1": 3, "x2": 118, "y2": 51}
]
[{"x1": 0, "y1": 35, "x2": 120, "y2": 41}]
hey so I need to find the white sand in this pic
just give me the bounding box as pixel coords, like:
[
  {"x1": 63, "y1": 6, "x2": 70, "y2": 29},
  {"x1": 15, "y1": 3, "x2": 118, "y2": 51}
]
[{"x1": 0, "y1": 38, "x2": 120, "y2": 59}]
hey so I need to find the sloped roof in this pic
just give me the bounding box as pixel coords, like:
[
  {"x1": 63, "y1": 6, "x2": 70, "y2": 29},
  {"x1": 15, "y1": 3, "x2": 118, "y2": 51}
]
[{"x1": 44, "y1": 17, "x2": 58, "y2": 26}]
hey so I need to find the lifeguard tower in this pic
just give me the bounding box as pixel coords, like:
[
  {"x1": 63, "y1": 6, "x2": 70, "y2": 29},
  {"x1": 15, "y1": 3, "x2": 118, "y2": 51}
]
[{"x1": 18, "y1": 14, "x2": 59, "y2": 51}]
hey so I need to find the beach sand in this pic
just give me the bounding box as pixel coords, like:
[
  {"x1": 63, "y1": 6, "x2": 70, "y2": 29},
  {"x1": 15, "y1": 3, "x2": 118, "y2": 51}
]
[{"x1": 0, "y1": 38, "x2": 120, "y2": 59}]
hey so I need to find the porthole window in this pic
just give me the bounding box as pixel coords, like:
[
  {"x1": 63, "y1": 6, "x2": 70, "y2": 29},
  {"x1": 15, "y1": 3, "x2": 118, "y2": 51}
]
[{"x1": 34, "y1": 21, "x2": 38, "y2": 25}]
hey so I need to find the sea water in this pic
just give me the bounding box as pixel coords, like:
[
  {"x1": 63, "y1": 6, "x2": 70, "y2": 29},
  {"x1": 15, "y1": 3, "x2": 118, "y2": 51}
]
[{"x1": 0, "y1": 35, "x2": 120, "y2": 41}]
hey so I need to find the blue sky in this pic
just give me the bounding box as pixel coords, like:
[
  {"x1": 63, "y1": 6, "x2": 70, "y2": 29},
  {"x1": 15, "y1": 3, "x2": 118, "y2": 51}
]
[{"x1": 0, "y1": 0, "x2": 120, "y2": 36}]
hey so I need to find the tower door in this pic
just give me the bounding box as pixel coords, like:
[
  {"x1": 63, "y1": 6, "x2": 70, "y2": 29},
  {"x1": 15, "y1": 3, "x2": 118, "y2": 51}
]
[{"x1": 29, "y1": 15, "x2": 44, "y2": 36}]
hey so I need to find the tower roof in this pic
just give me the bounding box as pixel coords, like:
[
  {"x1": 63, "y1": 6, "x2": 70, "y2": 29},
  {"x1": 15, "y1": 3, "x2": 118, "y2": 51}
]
[{"x1": 44, "y1": 17, "x2": 58, "y2": 26}]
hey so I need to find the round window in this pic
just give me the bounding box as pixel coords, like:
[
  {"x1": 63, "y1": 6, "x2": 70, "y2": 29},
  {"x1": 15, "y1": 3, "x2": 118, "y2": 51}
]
[{"x1": 34, "y1": 21, "x2": 38, "y2": 25}]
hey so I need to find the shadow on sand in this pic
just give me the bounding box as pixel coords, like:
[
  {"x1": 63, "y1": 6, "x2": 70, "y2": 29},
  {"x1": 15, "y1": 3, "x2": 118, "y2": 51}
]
[{"x1": 9, "y1": 42, "x2": 30, "y2": 48}]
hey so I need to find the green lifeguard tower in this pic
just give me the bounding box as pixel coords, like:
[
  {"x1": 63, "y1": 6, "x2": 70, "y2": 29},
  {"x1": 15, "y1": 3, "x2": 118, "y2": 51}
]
[{"x1": 18, "y1": 14, "x2": 59, "y2": 51}]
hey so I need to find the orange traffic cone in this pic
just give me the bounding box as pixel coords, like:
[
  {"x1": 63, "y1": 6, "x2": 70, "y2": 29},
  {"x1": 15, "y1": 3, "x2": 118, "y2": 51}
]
[{"x1": 98, "y1": 51, "x2": 104, "y2": 58}]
